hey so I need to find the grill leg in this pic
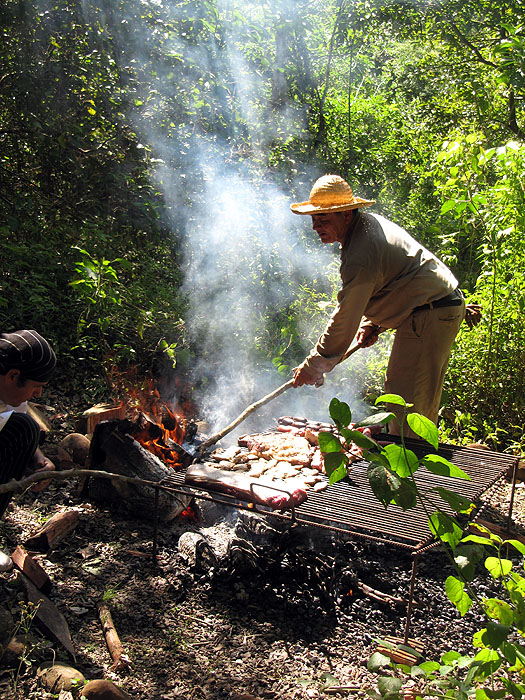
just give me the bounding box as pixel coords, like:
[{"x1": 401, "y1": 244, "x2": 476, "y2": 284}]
[
  {"x1": 506, "y1": 458, "x2": 519, "y2": 531},
  {"x1": 152, "y1": 485, "x2": 160, "y2": 561},
  {"x1": 403, "y1": 552, "x2": 419, "y2": 645}
]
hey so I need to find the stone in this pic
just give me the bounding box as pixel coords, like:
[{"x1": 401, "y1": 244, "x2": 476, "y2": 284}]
[
  {"x1": 5, "y1": 633, "x2": 43, "y2": 668},
  {"x1": 81, "y1": 679, "x2": 133, "y2": 700},
  {"x1": 57, "y1": 433, "x2": 91, "y2": 468},
  {"x1": 0, "y1": 551, "x2": 13, "y2": 572},
  {"x1": 37, "y1": 662, "x2": 86, "y2": 692}
]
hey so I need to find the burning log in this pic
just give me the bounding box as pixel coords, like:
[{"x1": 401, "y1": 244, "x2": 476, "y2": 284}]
[{"x1": 87, "y1": 420, "x2": 191, "y2": 521}]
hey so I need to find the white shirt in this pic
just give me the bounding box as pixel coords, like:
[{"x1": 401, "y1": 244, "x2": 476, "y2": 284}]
[{"x1": 0, "y1": 401, "x2": 27, "y2": 432}]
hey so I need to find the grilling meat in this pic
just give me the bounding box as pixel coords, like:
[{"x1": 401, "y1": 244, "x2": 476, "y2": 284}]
[
  {"x1": 197, "y1": 417, "x2": 371, "y2": 501},
  {"x1": 185, "y1": 464, "x2": 307, "y2": 510},
  {"x1": 237, "y1": 432, "x2": 313, "y2": 465}
]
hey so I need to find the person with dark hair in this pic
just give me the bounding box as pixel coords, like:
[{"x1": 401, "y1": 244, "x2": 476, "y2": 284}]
[
  {"x1": 291, "y1": 175, "x2": 465, "y2": 435},
  {"x1": 0, "y1": 330, "x2": 57, "y2": 518}
]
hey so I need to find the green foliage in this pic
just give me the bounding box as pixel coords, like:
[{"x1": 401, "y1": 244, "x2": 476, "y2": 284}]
[
  {"x1": 433, "y1": 136, "x2": 525, "y2": 448},
  {"x1": 0, "y1": 0, "x2": 524, "y2": 449},
  {"x1": 320, "y1": 394, "x2": 525, "y2": 699},
  {"x1": 1, "y1": 600, "x2": 47, "y2": 694}
]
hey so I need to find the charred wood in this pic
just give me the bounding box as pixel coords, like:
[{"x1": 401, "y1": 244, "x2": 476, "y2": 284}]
[{"x1": 87, "y1": 421, "x2": 190, "y2": 521}]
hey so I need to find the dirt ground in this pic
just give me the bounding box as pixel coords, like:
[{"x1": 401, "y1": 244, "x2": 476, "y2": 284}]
[{"x1": 0, "y1": 395, "x2": 524, "y2": 700}]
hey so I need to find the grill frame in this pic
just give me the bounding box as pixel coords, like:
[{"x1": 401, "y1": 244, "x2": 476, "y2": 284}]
[{"x1": 159, "y1": 434, "x2": 519, "y2": 553}]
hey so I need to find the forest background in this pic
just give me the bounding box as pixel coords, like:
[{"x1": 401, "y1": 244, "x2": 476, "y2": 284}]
[{"x1": 1, "y1": 0, "x2": 524, "y2": 453}]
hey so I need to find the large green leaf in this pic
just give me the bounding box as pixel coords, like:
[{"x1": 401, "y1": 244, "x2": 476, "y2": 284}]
[
  {"x1": 318, "y1": 432, "x2": 343, "y2": 453},
  {"x1": 392, "y1": 479, "x2": 417, "y2": 511},
  {"x1": 375, "y1": 393, "x2": 408, "y2": 407},
  {"x1": 339, "y1": 428, "x2": 378, "y2": 450},
  {"x1": 377, "y1": 676, "x2": 403, "y2": 697},
  {"x1": 445, "y1": 575, "x2": 473, "y2": 616},
  {"x1": 354, "y1": 412, "x2": 395, "y2": 428},
  {"x1": 481, "y1": 621, "x2": 510, "y2": 649},
  {"x1": 485, "y1": 556, "x2": 513, "y2": 578},
  {"x1": 432, "y1": 487, "x2": 474, "y2": 514},
  {"x1": 484, "y1": 598, "x2": 514, "y2": 626},
  {"x1": 382, "y1": 443, "x2": 419, "y2": 477},
  {"x1": 323, "y1": 451, "x2": 348, "y2": 480},
  {"x1": 367, "y1": 651, "x2": 392, "y2": 671},
  {"x1": 329, "y1": 397, "x2": 352, "y2": 429},
  {"x1": 406, "y1": 413, "x2": 438, "y2": 449},
  {"x1": 429, "y1": 511, "x2": 463, "y2": 548},
  {"x1": 328, "y1": 464, "x2": 348, "y2": 485},
  {"x1": 421, "y1": 454, "x2": 471, "y2": 480},
  {"x1": 505, "y1": 539, "x2": 525, "y2": 556},
  {"x1": 367, "y1": 463, "x2": 401, "y2": 507}
]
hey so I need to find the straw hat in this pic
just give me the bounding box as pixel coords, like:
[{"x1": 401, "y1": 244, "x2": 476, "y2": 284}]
[{"x1": 290, "y1": 175, "x2": 375, "y2": 215}]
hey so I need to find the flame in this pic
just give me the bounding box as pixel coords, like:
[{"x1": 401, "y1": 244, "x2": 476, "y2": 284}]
[{"x1": 108, "y1": 368, "x2": 189, "y2": 469}]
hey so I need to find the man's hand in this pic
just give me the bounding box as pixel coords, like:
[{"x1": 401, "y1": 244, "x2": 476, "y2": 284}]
[
  {"x1": 293, "y1": 365, "x2": 324, "y2": 388},
  {"x1": 30, "y1": 449, "x2": 55, "y2": 492},
  {"x1": 356, "y1": 324, "x2": 381, "y2": 348},
  {"x1": 465, "y1": 303, "x2": 482, "y2": 330}
]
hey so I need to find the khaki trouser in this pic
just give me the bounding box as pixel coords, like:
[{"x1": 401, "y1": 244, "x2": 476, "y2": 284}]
[{"x1": 385, "y1": 299, "x2": 465, "y2": 437}]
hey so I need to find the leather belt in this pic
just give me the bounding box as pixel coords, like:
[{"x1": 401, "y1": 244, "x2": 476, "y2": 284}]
[{"x1": 414, "y1": 288, "x2": 463, "y2": 312}]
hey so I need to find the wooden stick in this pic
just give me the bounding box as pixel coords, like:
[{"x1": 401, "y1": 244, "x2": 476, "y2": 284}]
[
  {"x1": 0, "y1": 467, "x2": 179, "y2": 496},
  {"x1": 196, "y1": 342, "x2": 365, "y2": 453},
  {"x1": 98, "y1": 602, "x2": 131, "y2": 672},
  {"x1": 196, "y1": 379, "x2": 294, "y2": 452}
]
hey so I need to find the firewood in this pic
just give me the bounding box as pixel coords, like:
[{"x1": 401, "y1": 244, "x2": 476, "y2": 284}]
[
  {"x1": 11, "y1": 546, "x2": 52, "y2": 594},
  {"x1": 97, "y1": 602, "x2": 131, "y2": 672},
  {"x1": 21, "y1": 577, "x2": 75, "y2": 658},
  {"x1": 76, "y1": 403, "x2": 126, "y2": 436},
  {"x1": 87, "y1": 422, "x2": 191, "y2": 521},
  {"x1": 25, "y1": 509, "x2": 80, "y2": 553}
]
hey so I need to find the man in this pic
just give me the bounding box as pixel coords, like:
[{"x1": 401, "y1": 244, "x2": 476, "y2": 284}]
[
  {"x1": 291, "y1": 174, "x2": 465, "y2": 434},
  {"x1": 0, "y1": 329, "x2": 57, "y2": 518}
]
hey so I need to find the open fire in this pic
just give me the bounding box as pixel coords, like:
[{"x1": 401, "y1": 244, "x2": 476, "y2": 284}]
[{"x1": 108, "y1": 369, "x2": 192, "y2": 470}]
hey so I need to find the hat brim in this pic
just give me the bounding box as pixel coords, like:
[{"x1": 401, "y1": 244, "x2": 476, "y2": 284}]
[{"x1": 290, "y1": 198, "x2": 375, "y2": 215}]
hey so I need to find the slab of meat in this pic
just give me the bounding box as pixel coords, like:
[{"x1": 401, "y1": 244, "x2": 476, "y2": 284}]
[
  {"x1": 237, "y1": 432, "x2": 313, "y2": 466},
  {"x1": 185, "y1": 464, "x2": 307, "y2": 510}
]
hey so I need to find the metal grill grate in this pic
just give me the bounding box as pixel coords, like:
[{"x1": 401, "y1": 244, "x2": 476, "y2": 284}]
[{"x1": 160, "y1": 435, "x2": 519, "y2": 552}]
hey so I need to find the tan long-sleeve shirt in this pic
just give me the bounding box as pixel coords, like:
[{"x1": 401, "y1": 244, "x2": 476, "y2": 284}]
[{"x1": 303, "y1": 210, "x2": 458, "y2": 376}]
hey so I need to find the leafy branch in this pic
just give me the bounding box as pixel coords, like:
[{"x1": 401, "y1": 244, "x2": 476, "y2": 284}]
[{"x1": 319, "y1": 394, "x2": 525, "y2": 699}]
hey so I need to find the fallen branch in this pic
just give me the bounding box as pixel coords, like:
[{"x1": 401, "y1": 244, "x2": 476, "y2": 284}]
[
  {"x1": 356, "y1": 581, "x2": 405, "y2": 607},
  {"x1": 97, "y1": 602, "x2": 131, "y2": 672},
  {"x1": 0, "y1": 468, "x2": 181, "y2": 495}
]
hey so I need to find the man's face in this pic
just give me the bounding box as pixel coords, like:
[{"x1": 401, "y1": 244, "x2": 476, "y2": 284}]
[
  {"x1": 0, "y1": 370, "x2": 47, "y2": 407},
  {"x1": 311, "y1": 210, "x2": 353, "y2": 244}
]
